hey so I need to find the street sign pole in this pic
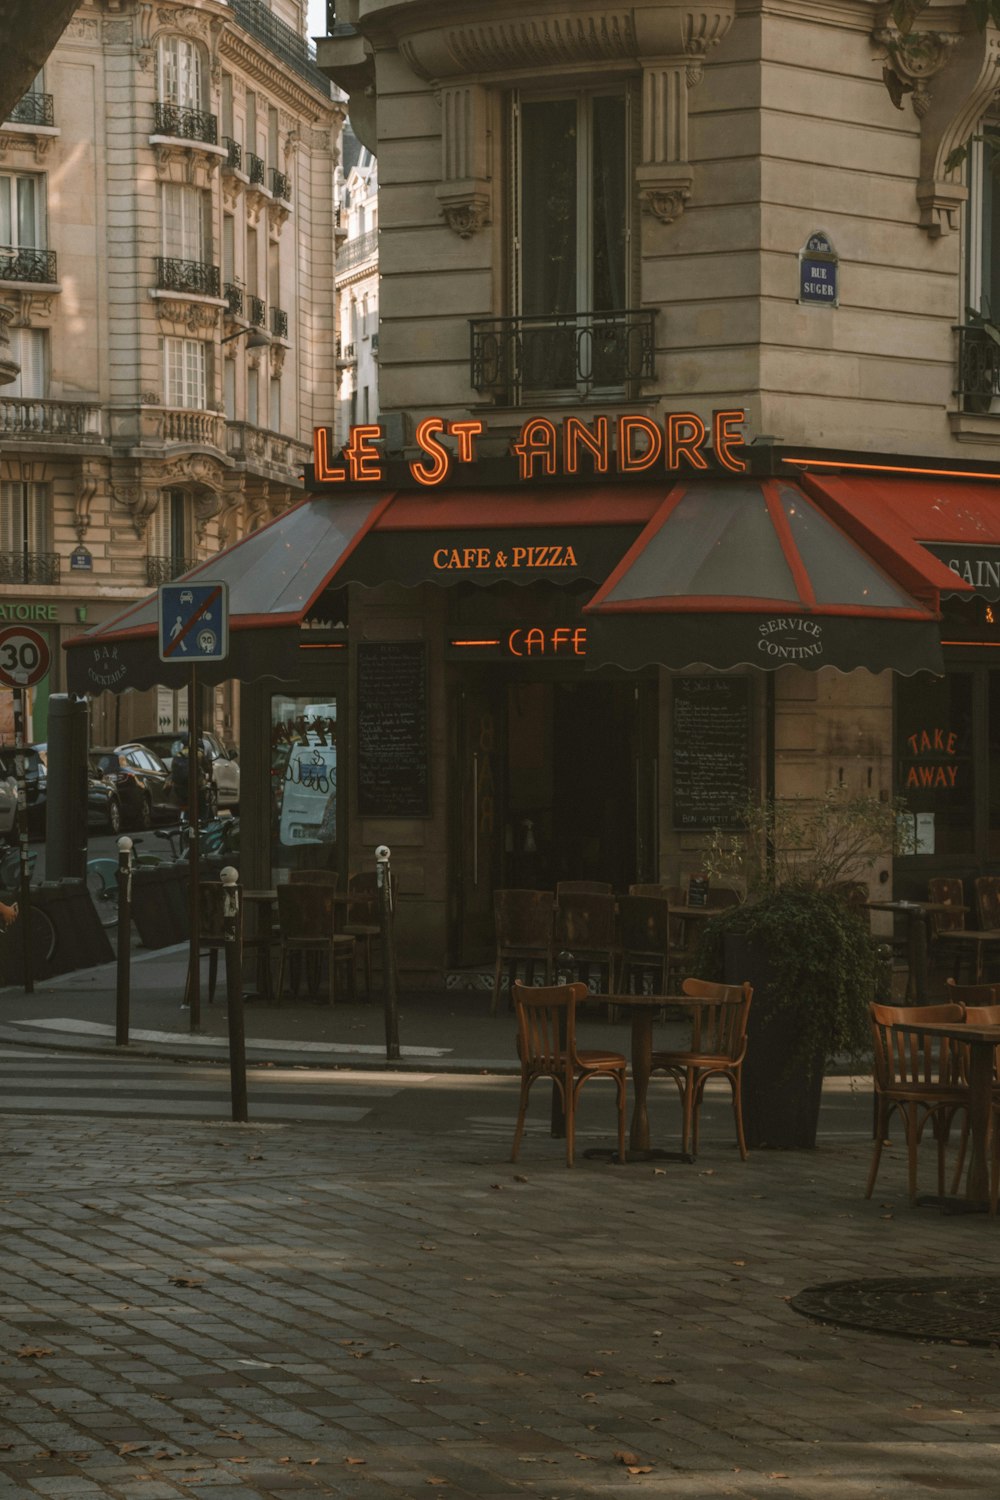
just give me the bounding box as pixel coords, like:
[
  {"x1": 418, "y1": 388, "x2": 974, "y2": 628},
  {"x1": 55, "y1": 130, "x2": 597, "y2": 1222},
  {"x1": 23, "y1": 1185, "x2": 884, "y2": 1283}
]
[
  {"x1": 186, "y1": 663, "x2": 201, "y2": 1032},
  {"x1": 13, "y1": 688, "x2": 33, "y2": 994}
]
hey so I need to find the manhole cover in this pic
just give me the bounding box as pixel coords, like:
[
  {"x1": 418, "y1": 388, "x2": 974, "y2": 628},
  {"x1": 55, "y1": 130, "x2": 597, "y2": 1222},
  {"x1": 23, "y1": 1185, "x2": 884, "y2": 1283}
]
[{"x1": 791, "y1": 1277, "x2": 1000, "y2": 1346}]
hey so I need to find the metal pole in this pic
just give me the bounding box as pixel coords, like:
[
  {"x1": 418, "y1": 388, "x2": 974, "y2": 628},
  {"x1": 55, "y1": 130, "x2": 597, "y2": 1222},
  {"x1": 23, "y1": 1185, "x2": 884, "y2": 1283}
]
[
  {"x1": 13, "y1": 688, "x2": 33, "y2": 994},
  {"x1": 221, "y1": 865, "x2": 248, "y2": 1122},
  {"x1": 115, "y1": 835, "x2": 133, "y2": 1047},
  {"x1": 376, "y1": 843, "x2": 400, "y2": 1061},
  {"x1": 187, "y1": 664, "x2": 201, "y2": 1031}
]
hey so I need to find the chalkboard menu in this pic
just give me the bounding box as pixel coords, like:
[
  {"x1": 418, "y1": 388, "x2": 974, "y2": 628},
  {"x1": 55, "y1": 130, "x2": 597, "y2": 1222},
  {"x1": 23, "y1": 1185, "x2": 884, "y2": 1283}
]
[
  {"x1": 357, "y1": 642, "x2": 429, "y2": 817},
  {"x1": 672, "y1": 677, "x2": 751, "y2": 831}
]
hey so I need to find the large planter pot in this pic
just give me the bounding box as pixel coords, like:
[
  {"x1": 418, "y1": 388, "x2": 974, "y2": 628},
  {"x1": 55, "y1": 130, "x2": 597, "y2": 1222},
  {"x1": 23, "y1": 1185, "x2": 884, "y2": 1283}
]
[{"x1": 724, "y1": 932, "x2": 826, "y2": 1150}]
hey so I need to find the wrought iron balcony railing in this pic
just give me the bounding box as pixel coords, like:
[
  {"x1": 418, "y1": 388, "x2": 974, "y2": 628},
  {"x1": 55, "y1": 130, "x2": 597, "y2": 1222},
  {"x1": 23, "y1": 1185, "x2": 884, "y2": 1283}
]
[
  {"x1": 6, "y1": 92, "x2": 54, "y2": 127},
  {"x1": 226, "y1": 0, "x2": 333, "y2": 96},
  {"x1": 153, "y1": 101, "x2": 218, "y2": 145},
  {"x1": 155, "y1": 256, "x2": 221, "y2": 297},
  {"x1": 269, "y1": 168, "x2": 291, "y2": 201},
  {"x1": 956, "y1": 324, "x2": 1000, "y2": 412},
  {"x1": 341, "y1": 342, "x2": 356, "y2": 361},
  {"x1": 470, "y1": 308, "x2": 658, "y2": 403},
  {"x1": 270, "y1": 306, "x2": 288, "y2": 339},
  {"x1": 0, "y1": 247, "x2": 57, "y2": 284},
  {"x1": 247, "y1": 152, "x2": 266, "y2": 186},
  {"x1": 222, "y1": 136, "x2": 242, "y2": 171},
  {"x1": 248, "y1": 294, "x2": 266, "y2": 327},
  {"x1": 371, "y1": 332, "x2": 379, "y2": 354},
  {"x1": 146, "y1": 555, "x2": 200, "y2": 586},
  {"x1": 337, "y1": 227, "x2": 378, "y2": 275},
  {"x1": 0, "y1": 551, "x2": 59, "y2": 585},
  {"x1": 224, "y1": 282, "x2": 244, "y2": 317}
]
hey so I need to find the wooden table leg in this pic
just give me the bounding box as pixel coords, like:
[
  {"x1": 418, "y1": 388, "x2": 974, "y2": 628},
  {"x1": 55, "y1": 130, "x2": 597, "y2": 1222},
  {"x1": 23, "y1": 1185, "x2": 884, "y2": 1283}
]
[
  {"x1": 963, "y1": 1039, "x2": 994, "y2": 1206},
  {"x1": 909, "y1": 911, "x2": 929, "y2": 1003},
  {"x1": 629, "y1": 1009, "x2": 653, "y2": 1154}
]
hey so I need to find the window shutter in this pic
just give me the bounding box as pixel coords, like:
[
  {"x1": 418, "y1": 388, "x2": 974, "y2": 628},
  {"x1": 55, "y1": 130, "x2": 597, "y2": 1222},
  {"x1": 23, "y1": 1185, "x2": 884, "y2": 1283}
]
[{"x1": 28, "y1": 483, "x2": 50, "y2": 552}]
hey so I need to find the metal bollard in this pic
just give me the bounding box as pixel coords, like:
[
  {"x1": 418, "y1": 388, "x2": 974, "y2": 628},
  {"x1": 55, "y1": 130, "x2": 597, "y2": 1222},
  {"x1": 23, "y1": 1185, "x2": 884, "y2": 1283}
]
[
  {"x1": 221, "y1": 866, "x2": 248, "y2": 1122},
  {"x1": 115, "y1": 836, "x2": 133, "y2": 1046},
  {"x1": 376, "y1": 844, "x2": 400, "y2": 1061}
]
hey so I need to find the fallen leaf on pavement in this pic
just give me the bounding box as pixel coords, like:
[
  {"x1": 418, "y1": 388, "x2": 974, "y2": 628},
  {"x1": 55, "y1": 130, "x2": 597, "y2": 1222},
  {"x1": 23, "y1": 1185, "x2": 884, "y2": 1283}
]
[
  {"x1": 614, "y1": 1451, "x2": 644, "y2": 1467},
  {"x1": 346, "y1": 1456, "x2": 366, "y2": 1465},
  {"x1": 584, "y1": 1369, "x2": 604, "y2": 1378},
  {"x1": 16, "y1": 1347, "x2": 53, "y2": 1359},
  {"x1": 168, "y1": 1277, "x2": 205, "y2": 1288},
  {"x1": 627, "y1": 1465, "x2": 653, "y2": 1475}
]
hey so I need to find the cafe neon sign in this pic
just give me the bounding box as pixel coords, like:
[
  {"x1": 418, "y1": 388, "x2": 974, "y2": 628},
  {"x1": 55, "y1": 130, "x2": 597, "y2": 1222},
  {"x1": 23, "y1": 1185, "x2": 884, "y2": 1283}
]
[{"x1": 313, "y1": 409, "x2": 748, "y2": 487}]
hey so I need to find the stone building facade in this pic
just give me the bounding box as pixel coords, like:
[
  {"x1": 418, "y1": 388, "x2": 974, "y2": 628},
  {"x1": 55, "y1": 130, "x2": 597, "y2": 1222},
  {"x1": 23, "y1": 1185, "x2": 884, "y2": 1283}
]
[{"x1": 0, "y1": 0, "x2": 342, "y2": 743}]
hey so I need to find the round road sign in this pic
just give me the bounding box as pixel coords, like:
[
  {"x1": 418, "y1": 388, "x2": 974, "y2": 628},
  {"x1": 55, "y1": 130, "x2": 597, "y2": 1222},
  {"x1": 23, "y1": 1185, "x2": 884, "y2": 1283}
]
[{"x1": 0, "y1": 626, "x2": 51, "y2": 689}]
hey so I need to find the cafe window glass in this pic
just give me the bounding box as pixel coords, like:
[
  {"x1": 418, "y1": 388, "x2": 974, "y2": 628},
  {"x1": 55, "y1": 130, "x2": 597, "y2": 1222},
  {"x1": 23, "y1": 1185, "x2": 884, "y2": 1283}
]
[
  {"x1": 896, "y1": 671, "x2": 974, "y2": 860},
  {"x1": 270, "y1": 694, "x2": 339, "y2": 881}
]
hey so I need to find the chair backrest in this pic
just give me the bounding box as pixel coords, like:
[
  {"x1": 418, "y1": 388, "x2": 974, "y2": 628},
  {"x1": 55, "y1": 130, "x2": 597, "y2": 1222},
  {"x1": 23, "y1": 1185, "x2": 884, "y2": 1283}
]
[
  {"x1": 555, "y1": 880, "x2": 613, "y2": 896},
  {"x1": 706, "y1": 886, "x2": 741, "y2": 910},
  {"x1": 276, "y1": 880, "x2": 336, "y2": 940},
  {"x1": 976, "y1": 876, "x2": 1000, "y2": 931},
  {"x1": 512, "y1": 980, "x2": 586, "y2": 1073},
  {"x1": 289, "y1": 869, "x2": 338, "y2": 888},
  {"x1": 617, "y1": 894, "x2": 671, "y2": 958},
  {"x1": 945, "y1": 977, "x2": 1000, "y2": 1006},
  {"x1": 869, "y1": 1001, "x2": 964, "y2": 1089},
  {"x1": 680, "y1": 976, "x2": 753, "y2": 1060},
  {"x1": 198, "y1": 880, "x2": 240, "y2": 942},
  {"x1": 961, "y1": 1003, "x2": 1000, "y2": 1026},
  {"x1": 554, "y1": 890, "x2": 617, "y2": 949},
  {"x1": 929, "y1": 876, "x2": 966, "y2": 935},
  {"x1": 494, "y1": 889, "x2": 554, "y2": 951},
  {"x1": 347, "y1": 869, "x2": 397, "y2": 921},
  {"x1": 629, "y1": 883, "x2": 672, "y2": 899}
]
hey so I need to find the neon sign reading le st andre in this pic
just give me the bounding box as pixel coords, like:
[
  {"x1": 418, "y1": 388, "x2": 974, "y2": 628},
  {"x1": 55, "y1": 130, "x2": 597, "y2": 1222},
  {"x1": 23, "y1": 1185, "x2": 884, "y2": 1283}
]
[{"x1": 313, "y1": 410, "x2": 748, "y2": 487}]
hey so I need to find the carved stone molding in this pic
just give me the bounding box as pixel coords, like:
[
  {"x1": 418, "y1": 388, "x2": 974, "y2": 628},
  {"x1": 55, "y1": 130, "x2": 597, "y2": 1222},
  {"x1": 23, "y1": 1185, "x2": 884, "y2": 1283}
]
[
  {"x1": 111, "y1": 479, "x2": 159, "y2": 538},
  {"x1": 267, "y1": 198, "x2": 290, "y2": 236},
  {"x1": 435, "y1": 83, "x2": 491, "y2": 237},
  {"x1": 4, "y1": 290, "x2": 57, "y2": 329},
  {"x1": 156, "y1": 299, "x2": 221, "y2": 334},
  {"x1": 75, "y1": 460, "x2": 106, "y2": 542},
  {"x1": 222, "y1": 172, "x2": 245, "y2": 212},
  {"x1": 269, "y1": 343, "x2": 286, "y2": 377},
  {"x1": 151, "y1": 141, "x2": 224, "y2": 189},
  {"x1": 246, "y1": 184, "x2": 269, "y2": 226},
  {"x1": 873, "y1": 7, "x2": 1000, "y2": 235},
  {"x1": 0, "y1": 130, "x2": 55, "y2": 167}
]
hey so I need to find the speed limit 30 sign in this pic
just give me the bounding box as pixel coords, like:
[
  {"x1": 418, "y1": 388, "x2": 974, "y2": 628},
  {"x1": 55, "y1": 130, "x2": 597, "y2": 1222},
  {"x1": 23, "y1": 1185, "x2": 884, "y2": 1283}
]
[{"x1": 0, "y1": 626, "x2": 51, "y2": 688}]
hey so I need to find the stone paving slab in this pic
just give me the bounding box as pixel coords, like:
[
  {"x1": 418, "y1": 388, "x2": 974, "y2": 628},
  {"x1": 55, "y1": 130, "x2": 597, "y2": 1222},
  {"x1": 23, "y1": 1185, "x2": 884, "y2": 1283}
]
[{"x1": 1, "y1": 1100, "x2": 1000, "y2": 1498}]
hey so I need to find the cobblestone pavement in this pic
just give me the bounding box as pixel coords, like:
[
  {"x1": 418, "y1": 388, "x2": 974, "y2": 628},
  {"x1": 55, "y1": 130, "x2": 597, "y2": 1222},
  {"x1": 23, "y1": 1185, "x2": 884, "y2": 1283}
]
[{"x1": 1, "y1": 1084, "x2": 999, "y2": 1500}]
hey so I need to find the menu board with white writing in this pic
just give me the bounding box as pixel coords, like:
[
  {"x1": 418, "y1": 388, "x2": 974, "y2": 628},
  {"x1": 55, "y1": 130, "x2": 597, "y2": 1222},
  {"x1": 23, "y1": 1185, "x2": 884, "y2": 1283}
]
[
  {"x1": 672, "y1": 677, "x2": 751, "y2": 830},
  {"x1": 357, "y1": 642, "x2": 429, "y2": 817}
]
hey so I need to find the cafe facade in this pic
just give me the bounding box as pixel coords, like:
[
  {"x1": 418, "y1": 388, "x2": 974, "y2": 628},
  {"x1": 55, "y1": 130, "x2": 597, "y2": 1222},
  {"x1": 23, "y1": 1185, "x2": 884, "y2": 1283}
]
[{"x1": 65, "y1": 0, "x2": 1000, "y2": 981}]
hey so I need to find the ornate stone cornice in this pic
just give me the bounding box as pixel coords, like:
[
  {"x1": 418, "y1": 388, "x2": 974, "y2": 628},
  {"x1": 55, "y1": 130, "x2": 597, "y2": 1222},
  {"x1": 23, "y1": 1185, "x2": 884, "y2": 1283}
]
[{"x1": 221, "y1": 31, "x2": 342, "y2": 120}]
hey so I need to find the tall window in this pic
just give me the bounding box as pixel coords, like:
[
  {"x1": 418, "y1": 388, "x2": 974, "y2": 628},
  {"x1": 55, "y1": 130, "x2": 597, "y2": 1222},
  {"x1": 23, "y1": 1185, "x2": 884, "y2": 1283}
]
[
  {"x1": 7, "y1": 329, "x2": 47, "y2": 398},
  {"x1": 246, "y1": 90, "x2": 257, "y2": 153},
  {"x1": 513, "y1": 90, "x2": 628, "y2": 393},
  {"x1": 269, "y1": 374, "x2": 280, "y2": 432},
  {"x1": 158, "y1": 36, "x2": 203, "y2": 109},
  {"x1": 0, "y1": 172, "x2": 45, "y2": 251},
  {"x1": 0, "y1": 481, "x2": 51, "y2": 579},
  {"x1": 247, "y1": 363, "x2": 259, "y2": 426},
  {"x1": 162, "y1": 183, "x2": 207, "y2": 263},
  {"x1": 149, "y1": 489, "x2": 190, "y2": 572},
  {"x1": 221, "y1": 72, "x2": 233, "y2": 139},
  {"x1": 164, "y1": 336, "x2": 207, "y2": 409}
]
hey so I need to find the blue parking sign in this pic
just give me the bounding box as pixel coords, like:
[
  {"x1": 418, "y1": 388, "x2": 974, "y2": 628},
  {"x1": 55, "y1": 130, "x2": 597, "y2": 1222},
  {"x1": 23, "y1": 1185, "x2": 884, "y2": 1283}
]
[{"x1": 158, "y1": 581, "x2": 229, "y2": 663}]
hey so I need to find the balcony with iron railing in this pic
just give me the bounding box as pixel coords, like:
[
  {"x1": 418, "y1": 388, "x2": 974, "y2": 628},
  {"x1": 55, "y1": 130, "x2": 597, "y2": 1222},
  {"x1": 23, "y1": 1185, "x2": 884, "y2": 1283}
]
[
  {"x1": 146, "y1": 555, "x2": 200, "y2": 587},
  {"x1": 0, "y1": 247, "x2": 57, "y2": 285},
  {"x1": 5, "y1": 92, "x2": 54, "y2": 127},
  {"x1": 224, "y1": 282, "x2": 244, "y2": 317},
  {"x1": 155, "y1": 256, "x2": 221, "y2": 297},
  {"x1": 0, "y1": 399, "x2": 103, "y2": 441},
  {"x1": 247, "y1": 152, "x2": 266, "y2": 186},
  {"x1": 340, "y1": 341, "x2": 356, "y2": 362},
  {"x1": 270, "y1": 306, "x2": 288, "y2": 339},
  {"x1": 225, "y1": 0, "x2": 333, "y2": 95},
  {"x1": 153, "y1": 101, "x2": 218, "y2": 145},
  {"x1": 955, "y1": 324, "x2": 1000, "y2": 413},
  {"x1": 247, "y1": 294, "x2": 266, "y2": 327},
  {"x1": 0, "y1": 551, "x2": 60, "y2": 585},
  {"x1": 337, "y1": 227, "x2": 378, "y2": 275},
  {"x1": 269, "y1": 168, "x2": 291, "y2": 202},
  {"x1": 222, "y1": 136, "x2": 242, "y2": 171},
  {"x1": 470, "y1": 308, "x2": 658, "y2": 404}
]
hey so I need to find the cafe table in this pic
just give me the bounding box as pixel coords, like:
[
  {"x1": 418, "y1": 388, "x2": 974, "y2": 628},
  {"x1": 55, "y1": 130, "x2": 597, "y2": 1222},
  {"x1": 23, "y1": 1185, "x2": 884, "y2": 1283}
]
[
  {"x1": 589, "y1": 993, "x2": 695, "y2": 1159},
  {"x1": 243, "y1": 887, "x2": 354, "y2": 1002},
  {"x1": 867, "y1": 899, "x2": 963, "y2": 1002},
  {"x1": 891, "y1": 1018, "x2": 1000, "y2": 1212}
]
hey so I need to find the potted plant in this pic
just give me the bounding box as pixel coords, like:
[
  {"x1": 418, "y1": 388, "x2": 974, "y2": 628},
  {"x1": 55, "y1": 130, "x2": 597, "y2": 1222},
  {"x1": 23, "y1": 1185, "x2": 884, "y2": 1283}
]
[{"x1": 693, "y1": 790, "x2": 905, "y2": 1149}]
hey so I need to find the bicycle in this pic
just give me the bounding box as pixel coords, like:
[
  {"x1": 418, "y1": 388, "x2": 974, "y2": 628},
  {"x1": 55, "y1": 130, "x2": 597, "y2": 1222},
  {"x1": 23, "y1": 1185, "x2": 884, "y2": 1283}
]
[
  {"x1": 0, "y1": 845, "x2": 57, "y2": 972},
  {"x1": 84, "y1": 813, "x2": 240, "y2": 927}
]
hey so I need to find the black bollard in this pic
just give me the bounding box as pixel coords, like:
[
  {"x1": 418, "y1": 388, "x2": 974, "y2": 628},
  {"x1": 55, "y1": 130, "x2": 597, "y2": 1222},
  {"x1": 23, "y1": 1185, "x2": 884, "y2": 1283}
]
[
  {"x1": 376, "y1": 844, "x2": 400, "y2": 1061},
  {"x1": 115, "y1": 836, "x2": 133, "y2": 1046},
  {"x1": 221, "y1": 866, "x2": 248, "y2": 1122}
]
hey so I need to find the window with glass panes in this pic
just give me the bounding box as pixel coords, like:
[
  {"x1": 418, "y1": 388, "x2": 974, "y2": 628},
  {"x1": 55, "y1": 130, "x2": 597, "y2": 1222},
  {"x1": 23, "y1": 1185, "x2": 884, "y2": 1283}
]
[
  {"x1": 0, "y1": 172, "x2": 45, "y2": 250},
  {"x1": 0, "y1": 481, "x2": 51, "y2": 565},
  {"x1": 164, "y1": 337, "x2": 207, "y2": 409},
  {"x1": 162, "y1": 183, "x2": 207, "y2": 263},
  {"x1": 148, "y1": 489, "x2": 190, "y2": 570},
  {"x1": 158, "y1": 35, "x2": 204, "y2": 108},
  {"x1": 6, "y1": 329, "x2": 46, "y2": 398}
]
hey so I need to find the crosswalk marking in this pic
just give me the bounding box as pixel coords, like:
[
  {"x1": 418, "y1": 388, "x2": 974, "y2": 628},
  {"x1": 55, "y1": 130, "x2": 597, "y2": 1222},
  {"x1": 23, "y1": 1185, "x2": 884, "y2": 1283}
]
[{"x1": 4, "y1": 1016, "x2": 450, "y2": 1057}]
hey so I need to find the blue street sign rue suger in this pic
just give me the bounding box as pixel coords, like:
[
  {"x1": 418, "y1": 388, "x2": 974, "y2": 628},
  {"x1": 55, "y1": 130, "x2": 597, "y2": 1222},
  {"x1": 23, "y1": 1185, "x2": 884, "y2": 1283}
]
[{"x1": 158, "y1": 581, "x2": 229, "y2": 663}]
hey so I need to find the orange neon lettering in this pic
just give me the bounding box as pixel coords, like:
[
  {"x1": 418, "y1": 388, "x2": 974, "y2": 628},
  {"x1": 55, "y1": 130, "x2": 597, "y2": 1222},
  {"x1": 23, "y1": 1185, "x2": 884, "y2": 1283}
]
[
  {"x1": 571, "y1": 627, "x2": 587, "y2": 655},
  {"x1": 525, "y1": 628, "x2": 546, "y2": 655},
  {"x1": 448, "y1": 420, "x2": 484, "y2": 464},
  {"x1": 508, "y1": 629, "x2": 524, "y2": 657},
  {"x1": 511, "y1": 418, "x2": 558, "y2": 480},
  {"x1": 713, "y1": 409, "x2": 748, "y2": 473},
  {"x1": 410, "y1": 417, "x2": 450, "y2": 486},
  {"x1": 345, "y1": 424, "x2": 384, "y2": 482},
  {"x1": 562, "y1": 416, "x2": 609, "y2": 474},
  {"x1": 312, "y1": 426, "x2": 346, "y2": 483},
  {"x1": 617, "y1": 415, "x2": 662, "y2": 473},
  {"x1": 666, "y1": 413, "x2": 708, "y2": 470}
]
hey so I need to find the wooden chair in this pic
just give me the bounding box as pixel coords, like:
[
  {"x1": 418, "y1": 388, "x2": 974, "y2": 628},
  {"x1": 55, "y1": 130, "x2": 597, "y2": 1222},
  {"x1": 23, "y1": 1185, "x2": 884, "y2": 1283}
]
[
  {"x1": 510, "y1": 980, "x2": 627, "y2": 1167},
  {"x1": 928, "y1": 877, "x2": 973, "y2": 979},
  {"x1": 663, "y1": 884, "x2": 699, "y2": 990},
  {"x1": 866, "y1": 1001, "x2": 968, "y2": 1203},
  {"x1": 555, "y1": 880, "x2": 613, "y2": 895},
  {"x1": 617, "y1": 894, "x2": 672, "y2": 995},
  {"x1": 649, "y1": 977, "x2": 753, "y2": 1160},
  {"x1": 289, "y1": 869, "x2": 339, "y2": 886},
  {"x1": 553, "y1": 890, "x2": 618, "y2": 994},
  {"x1": 492, "y1": 889, "x2": 554, "y2": 1016},
  {"x1": 342, "y1": 870, "x2": 398, "y2": 1000},
  {"x1": 275, "y1": 882, "x2": 356, "y2": 1006}
]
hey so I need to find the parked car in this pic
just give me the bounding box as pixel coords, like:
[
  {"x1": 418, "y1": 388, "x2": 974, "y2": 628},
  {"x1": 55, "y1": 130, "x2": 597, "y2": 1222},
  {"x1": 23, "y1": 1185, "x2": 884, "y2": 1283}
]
[
  {"x1": 134, "y1": 731, "x2": 240, "y2": 808},
  {"x1": 90, "y1": 743, "x2": 176, "y2": 829},
  {"x1": 0, "y1": 772, "x2": 16, "y2": 836},
  {"x1": 0, "y1": 744, "x2": 46, "y2": 830},
  {"x1": 86, "y1": 756, "x2": 122, "y2": 834}
]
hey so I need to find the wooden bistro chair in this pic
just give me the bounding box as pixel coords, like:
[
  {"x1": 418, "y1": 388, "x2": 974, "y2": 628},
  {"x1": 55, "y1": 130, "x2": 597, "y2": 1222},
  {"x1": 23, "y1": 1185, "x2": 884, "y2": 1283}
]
[
  {"x1": 275, "y1": 882, "x2": 356, "y2": 1006},
  {"x1": 553, "y1": 889, "x2": 618, "y2": 996},
  {"x1": 555, "y1": 880, "x2": 614, "y2": 896},
  {"x1": 866, "y1": 1001, "x2": 968, "y2": 1204},
  {"x1": 617, "y1": 894, "x2": 672, "y2": 996},
  {"x1": 492, "y1": 889, "x2": 554, "y2": 1016},
  {"x1": 927, "y1": 877, "x2": 976, "y2": 982},
  {"x1": 184, "y1": 880, "x2": 245, "y2": 1007},
  {"x1": 649, "y1": 977, "x2": 753, "y2": 1161},
  {"x1": 342, "y1": 870, "x2": 398, "y2": 1000},
  {"x1": 510, "y1": 980, "x2": 627, "y2": 1167},
  {"x1": 943, "y1": 980, "x2": 1000, "y2": 1197}
]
